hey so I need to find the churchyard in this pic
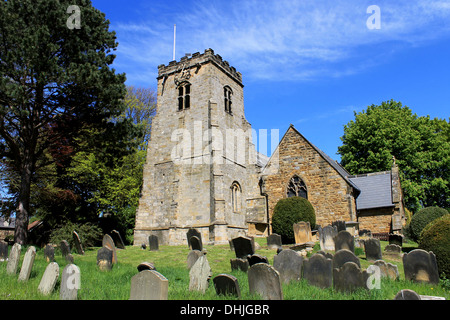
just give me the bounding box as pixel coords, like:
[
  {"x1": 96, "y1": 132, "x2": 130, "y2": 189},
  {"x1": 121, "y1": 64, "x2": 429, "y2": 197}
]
[{"x1": 0, "y1": 229, "x2": 448, "y2": 300}]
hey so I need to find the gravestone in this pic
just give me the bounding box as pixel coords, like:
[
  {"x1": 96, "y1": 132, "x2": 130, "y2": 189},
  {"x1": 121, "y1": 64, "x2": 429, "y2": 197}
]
[
  {"x1": 332, "y1": 220, "x2": 346, "y2": 232},
  {"x1": 60, "y1": 240, "x2": 71, "y2": 257},
  {"x1": 364, "y1": 238, "x2": 382, "y2": 261},
  {"x1": 384, "y1": 244, "x2": 402, "y2": 255},
  {"x1": 38, "y1": 262, "x2": 59, "y2": 295},
  {"x1": 189, "y1": 236, "x2": 202, "y2": 251},
  {"x1": 148, "y1": 235, "x2": 159, "y2": 251},
  {"x1": 248, "y1": 263, "x2": 283, "y2": 300},
  {"x1": 189, "y1": 255, "x2": 212, "y2": 293},
  {"x1": 18, "y1": 246, "x2": 36, "y2": 281},
  {"x1": 318, "y1": 225, "x2": 337, "y2": 251},
  {"x1": 247, "y1": 254, "x2": 268, "y2": 267},
  {"x1": 111, "y1": 230, "x2": 126, "y2": 249},
  {"x1": 393, "y1": 289, "x2": 421, "y2": 300},
  {"x1": 60, "y1": 264, "x2": 81, "y2": 300},
  {"x1": 333, "y1": 249, "x2": 360, "y2": 270},
  {"x1": 373, "y1": 260, "x2": 399, "y2": 281},
  {"x1": 129, "y1": 269, "x2": 168, "y2": 300},
  {"x1": 389, "y1": 234, "x2": 403, "y2": 247},
  {"x1": 72, "y1": 231, "x2": 84, "y2": 255},
  {"x1": 0, "y1": 240, "x2": 8, "y2": 261},
  {"x1": 359, "y1": 229, "x2": 372, "y2": 237},
  {"x1": 231, "y1": 236, "x2": 254, "y2": 259},
  {"x1": 266, "y1": 233, "x2": 282, "y2": 250},
  {"x1": 293, "y1": 221, "x2": 312, "y2": 244},
  {"x1": 403, "y1": 249, "x2": 440, "y2": 284},
  {"x1": 317, "y1": 250, "x2": 333, "y2": 260},
  {"x1": 303, "y1": 253, "x2": 333, "y2": 288},
  {"x1": 137, "y1": 262, "x2": 156, "y2": 272},
  {"x1": 273, "y1": 249, "x2": 303, "y2": 284},
  {"x1": 213, "y1": 274, "x2": 241, "y2": 298},
  {"x1": 333, "y1": 230, "x2": 354, "y2": 253},
  {"x1": 230, "y1": 258, "x2": 249, "y2": 272},
  {"x1": 186, "y1": 228, "x2": 202, "y2": 249},
  {"x1": 44, "y1": 244, "x2": 55, "y2": 262},
  {"x1": 6, "y1": 243, "x2": 21, "y2": 275},
  {"x1": 187, "y1": 250, "x2": 203, "y2": 270},
  {"x1": 102, "y1": 234, "x2": 117, "y2": 264},
  {"x1": 97, "y1": 246, "x2": 113, "y2": 271},
  {"x1": 65, "y1": 253, "x2": 74, "y2": 264},
  {"x1": 333, "y1": 261, "x2": 369, "y2": 293}
]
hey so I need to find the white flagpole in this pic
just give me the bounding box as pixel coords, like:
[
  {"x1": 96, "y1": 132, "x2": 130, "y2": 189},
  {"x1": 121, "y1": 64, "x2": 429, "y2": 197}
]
[{"x1": 173, "y1": 24, "x2": 176, "y2": 61}]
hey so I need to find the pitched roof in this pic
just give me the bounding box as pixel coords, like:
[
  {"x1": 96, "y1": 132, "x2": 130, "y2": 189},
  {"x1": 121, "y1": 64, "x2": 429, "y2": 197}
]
[{"x1": 349, "y1": 172, "x2": 394, "y2": 210}]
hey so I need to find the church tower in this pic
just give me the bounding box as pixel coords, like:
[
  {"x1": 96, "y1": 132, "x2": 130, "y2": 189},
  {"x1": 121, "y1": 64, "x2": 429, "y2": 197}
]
[{"x1": 134, "y1": 49, "x2": 267, "y2": 246}]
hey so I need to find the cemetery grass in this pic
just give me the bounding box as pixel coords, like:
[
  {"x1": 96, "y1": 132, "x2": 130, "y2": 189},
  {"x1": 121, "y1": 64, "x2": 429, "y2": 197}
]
[{"x1": 0, "y1": 239, "x2": 448, "y2": 300}]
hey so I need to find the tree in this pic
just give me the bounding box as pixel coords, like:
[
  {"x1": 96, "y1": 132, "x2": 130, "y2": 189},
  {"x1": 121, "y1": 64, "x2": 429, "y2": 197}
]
[
  {"x1": 338, "y1": 100, "x2": 450, "y2": 212},
  {"x1": 0, "y1": 0, "x2": 127, "y2": 244}
]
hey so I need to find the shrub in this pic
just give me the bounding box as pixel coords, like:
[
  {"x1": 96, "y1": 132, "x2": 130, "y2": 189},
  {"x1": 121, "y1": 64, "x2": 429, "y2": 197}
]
[
  {"x1": 272, "y1": 196, "x2": 316, "y2": 244},
  {"x1": 49, "y1": 221, "x2": 103, "y2": 249},
  {"x1": 419, "y1": 214, "x2": 450, "y2": 278},
  {"x1": 408, "y1": 206, "x2": 448, "y2": 241}
]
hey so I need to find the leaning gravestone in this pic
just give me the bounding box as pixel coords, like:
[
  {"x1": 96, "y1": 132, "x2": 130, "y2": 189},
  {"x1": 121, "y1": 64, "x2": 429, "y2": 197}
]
[
  {"x1": 273, "y1": 249, "x2": 303, "y2": 284},
  {"x1": 137, "y1": 262, "x2": 156, "y2": 272},
  {"x1": 72, "y1": 231, "x2": 84, "y2": 255},
  {"x1": 111, "y1": 230, "x2": 126, "y2": 249},
  {"x1": 60, "y1": 264, "x2": 81, "y2": 300},
  {"x1": 333, "y1": 230, "x2": 354, "y2": 253},
  {"x1": 60, "y1": 240, "x2": 71, "y2": 257},
  {"x1": 129, "y1": 269, "x2": 168, "y2": 300},
  {"x1": 318, "y1": 225, "x2": 337, "y2": 251},
  {"x1": 364, "y1": 238, "x2": 382, "y2": 261},
  {"x1": 97, "y1": 246, "x2": 113, "y2": 271},
  {"x1": 186, "y1": 228, "x2": 202, "y2": 249},
  {"x1": 230, "y1": 258, "x2": 249, "y2": 272},
  {"x1": 189, "y1": 255, "x2": 212, "y2": 293},
  {"x1": 148, "y1": 235, "x2": 159, "y2": 251},
  {"x1": 18, "y1": 246, "x2": 36, "y2": 282},
  {"x1": 187, "y1": 250, "x2": 203, "y2": 270},
  {"x1": 373, "y1": 260, "x2": 399, "y2": 281},
  {"x1": 266, "y1": 233, "x2": 282, "y2": 250},
  {"x1": 248, "y1": 263, "x2": 283, "y2": 300},
  {"x1": 333, "y1": 249, "x2": 360, "y2": 270},
  {"x1": 38, "y1": 262, "x2": 60, "y2": 295},
  {"x1": 403, "y1": 249, "x2": 440, "y2": 284},
  {"x1": 44, "y1": 244, "x2": 55, "y2": 262},
  {"x1": 232, "y1": 236, "x2": 254, "y2": 259},
  {"x1": 189, "y1": 236, "x2": 203, "y2": 251},
  {"x1": 293, "y1": 221, "x2": 312, "y2": 244},
  {"x1": 247, "y1": 254, "x2": 268, "y2": 267},
  {"x1": 6, "y1": 243, "x2": 21, "y2": 275},
  {"x1": 102, "y1": 234, "x2": 117, "y2": 264},
  {"x1": 303, "y1": 253, "x2": 333, "y2": 288},
  {"x1": 213, "y1": 274, "x2": 241, "y2": 298},
  {"x1": 0, "y1": 240, "x2": 8, "y2": 261},
  {"x1": 333, "y1": 261, "x2": 369, "y2": 293}
]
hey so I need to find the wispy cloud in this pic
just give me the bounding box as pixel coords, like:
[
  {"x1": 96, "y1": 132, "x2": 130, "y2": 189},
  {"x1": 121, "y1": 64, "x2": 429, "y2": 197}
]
[{"x1": 109, "y1": 0, "x2": 450, "y2": 85}]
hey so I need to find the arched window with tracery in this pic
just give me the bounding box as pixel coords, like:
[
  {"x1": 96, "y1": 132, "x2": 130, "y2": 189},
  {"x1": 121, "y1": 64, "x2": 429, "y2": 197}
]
[
  {"x1": 231, "y1": 181, "x2": 241, "y2": 213},
  {"x1": 287, "y1": 175, "x2": 307, "y2": 199}
]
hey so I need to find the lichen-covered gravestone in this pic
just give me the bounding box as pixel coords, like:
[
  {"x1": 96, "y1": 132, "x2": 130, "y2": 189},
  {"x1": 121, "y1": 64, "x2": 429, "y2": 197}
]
[
  {"x1": 403, "y1": 249, "x2": 440, "y2": 284},
  {"x1": 189, "y1": 255, "x2": 212, "y2": 293},
  {"x1": 318, "y1": 225, "x2": 337, "y2": 251},
  {"x1": 293, "y1": 221, "x2": 312, "y2": 244},
  {"x1": 273, "y1": 249, "x2": 303, "y2": 284},
  {"x1": 97, "y1": 246, "x2": 113, "y2": 271},
  {"x1": 38, "y1": 262, "x2": 60, "y2": 295},
  {"x1": 6, "y1": 243, "x2": 21, "y2": 275},
  {"x1": 102, "y1": 234, "x2": 117, "y2": 264},
  {"x1": 303, "y1": 253, "x2": 333, "y2": 288},
  {"x1": 129, "y1": 269, "x2": 168, "y2": 300},
  {"x1": 44, "y1": 244, "x2": 55, "y2": 262},
  {"x1": 248, "y1": 263, "x2": 283, "y2": 300},
  {"x1": 18, "y1": 246, "x2": 36, "y2": 281}
]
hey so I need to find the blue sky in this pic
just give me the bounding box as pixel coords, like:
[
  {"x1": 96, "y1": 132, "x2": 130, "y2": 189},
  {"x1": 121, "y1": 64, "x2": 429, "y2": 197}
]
[{"x1": 91, "y1": 0, "x2": 450, "y2": 161}]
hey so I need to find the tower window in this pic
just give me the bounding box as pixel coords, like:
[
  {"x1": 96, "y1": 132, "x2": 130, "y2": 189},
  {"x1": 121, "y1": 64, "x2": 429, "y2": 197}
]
[
  {"x1": 287, "y1": 175, "x2": 307, "y2": 199},
  {"x1": 231, "y1": 181, "x2": 241, "y2": 213},
  {"x1": 178, "y1": 83, "x2": 191, "y2": 111},
  {"x1": 224, "y1": 86, "x2": 232, "y2": 114}
]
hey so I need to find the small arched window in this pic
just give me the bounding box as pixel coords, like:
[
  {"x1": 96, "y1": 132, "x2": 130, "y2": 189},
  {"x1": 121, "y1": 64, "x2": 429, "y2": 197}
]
[
  {"x1": 178, "y1": 82, "x2": 191, "y2": 111},
  {"x1": 231, "y1": 181, "x2": 241, "y2": 213},
  {"x1": 287, "y1": 175, "x2": 307, "y2": 199},
  {"x1": 224, "y1": 86, "x2": 232, "y2": 114}
]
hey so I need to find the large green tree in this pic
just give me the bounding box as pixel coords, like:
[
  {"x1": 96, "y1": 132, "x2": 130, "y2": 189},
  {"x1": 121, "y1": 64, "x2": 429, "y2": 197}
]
[
  {"x1": 0, "y1": 0, "x2": 127, "y2": 244},
  {"x1": 338, "y1": 100, "x2": 449, "y2": 212}
]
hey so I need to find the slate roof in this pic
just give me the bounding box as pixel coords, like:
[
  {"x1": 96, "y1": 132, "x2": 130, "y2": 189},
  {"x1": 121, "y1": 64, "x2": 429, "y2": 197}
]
[{"x1": 349, "y1": 172, "x2": 394, "y2": 210}]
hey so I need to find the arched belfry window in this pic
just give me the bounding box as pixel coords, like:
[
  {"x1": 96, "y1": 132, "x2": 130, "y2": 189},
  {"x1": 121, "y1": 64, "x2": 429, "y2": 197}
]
[
  {"x1": 224, "y1": 86, "x2": 232, "y2": 114},
  {"x1": 177, "y1": 82, "x2": 191, "y2": 111},
  {"x1": 231, "y1": 181, "x2": 241, "y2": 213},
  {"x1": 287, "y1": 176, "x2": 307, "y2": 199}
]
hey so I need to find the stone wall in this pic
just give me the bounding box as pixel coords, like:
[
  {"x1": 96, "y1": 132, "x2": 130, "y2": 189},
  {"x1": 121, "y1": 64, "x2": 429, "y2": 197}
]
[{"x1": 357, "y1": 207, "x2": 394, "y2": 233}]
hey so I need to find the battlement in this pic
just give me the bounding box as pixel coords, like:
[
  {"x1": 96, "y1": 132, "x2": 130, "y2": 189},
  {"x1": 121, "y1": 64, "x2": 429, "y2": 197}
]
[{"x1": 157, "y1": 48, "x2": 243, "y2": 87}]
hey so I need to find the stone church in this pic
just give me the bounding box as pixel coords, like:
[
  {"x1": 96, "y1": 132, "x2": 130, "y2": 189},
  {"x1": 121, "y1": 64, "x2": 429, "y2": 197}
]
[{"x1": 133, "y1": 49, "x2": 405, "y2": 246}]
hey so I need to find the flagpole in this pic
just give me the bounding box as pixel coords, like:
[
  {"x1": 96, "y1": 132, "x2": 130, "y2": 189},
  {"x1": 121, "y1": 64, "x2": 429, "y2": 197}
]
[{"x1": 173, "y1": 24, "x2": 176, "y2": 61}]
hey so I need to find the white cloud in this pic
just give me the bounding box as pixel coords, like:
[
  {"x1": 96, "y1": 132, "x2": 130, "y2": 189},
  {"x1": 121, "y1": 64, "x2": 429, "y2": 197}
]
[{"x1": 110, "y1": 0, "x2": 450, "y2": 85}]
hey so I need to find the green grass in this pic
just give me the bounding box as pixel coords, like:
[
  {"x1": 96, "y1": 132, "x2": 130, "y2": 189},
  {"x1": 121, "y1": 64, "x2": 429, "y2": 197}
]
[{"x1": 0, "y1": 238, "x2": 448, "y2": 300}]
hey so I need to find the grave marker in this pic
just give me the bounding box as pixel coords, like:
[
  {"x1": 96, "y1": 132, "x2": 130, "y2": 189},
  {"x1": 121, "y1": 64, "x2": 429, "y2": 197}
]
[
  {"x1": 0, "y1": 240, "x2": 8, "y2": 261},
  {"x1": 266, "y1": 233, "x2": 282, "y2": 250},
  {"x1": 333, "y1": 230, "x2": 354, "y2": 253},
  {"x1": 6, "y1": 243, "x2": 21, "y2": 275},
  {"x1": 333, "y1": 261, "x2": 369, "y2": 293},
  {"x1": 303, "y1": 253, "x2": 333, "y2": 288},
  {"x1": 111, "y1": 230, "x2": 126, "y2": 249},
  {"x1": 189, "y1": 255, "x2": 212, "y2": 293},
  {"x1": 148, "y1": 234, "x2": 159, "y2": 251},
  {"x1": 18, "y1": 246, "x2": 36, "y2": 281},
  {"x1": 318, "y1": 225, "x2": 337, "y2": 251},
  {"x1": 186, "y1": 228, "x2": 202, "y2": 249},
  {"x1": 187, "y1": 250, "x2": 203, "y2": 270},
  {"x1": 44, "y1": 244, "x2": 55, "y2": 262},
  {"x1": 129, "y1": 269, "x2": 168, "y2": 300},
  {"x1": 333, "y1": 249, "x2": 360, "y2": 270},
  {"x1": 102, "y1": 234, "x2": 117, "y2": 264},
  {"x1": 137, "y1": 262, "x2": 156, "y2": 272},
  {"x1": 189, "y1": 235, "x2": 202, "y2": 251},
  {"x1": 38, "y1": 262, "x2": 59, "y2": 295},
  {"x1": 231, "y1": 236, "x2": 254, "y2": 259},
  {"x1": 364, "y1": 238, "x2": 382, "y2": 261},
  {"x1": 60, "y1": 264, "x2": 80, "y2": 300},
  {"x1": 72, "y1": 231, "x2": 84, "y2": 255},
  {"x1": 60, "y1": 240, "x2": 70, "y2": 257},
  {"x1": 293, "y1": 221, "x2": 312, "y2": 244},
  {"x1": 230, "y1": 258, "x2": 249, "y2": 272},
  {"x1": 248, "y1": 263, "x2": 283, "y2": 300},
  {"x1": 403, "y1": 249, "x2": 440, "y2": 284},
  {"x1": 247, "y1": 254, "x2": 268, "y2": 267},
  {"x1": 97, "y1": 246, "x2": 113, "y2": 271},
  {"x1": 273, "y1": 249, "x2": 303, "y2": 284},
  {"x1": 213, "y1": 274, "x2": 241, "y2": 298}
]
